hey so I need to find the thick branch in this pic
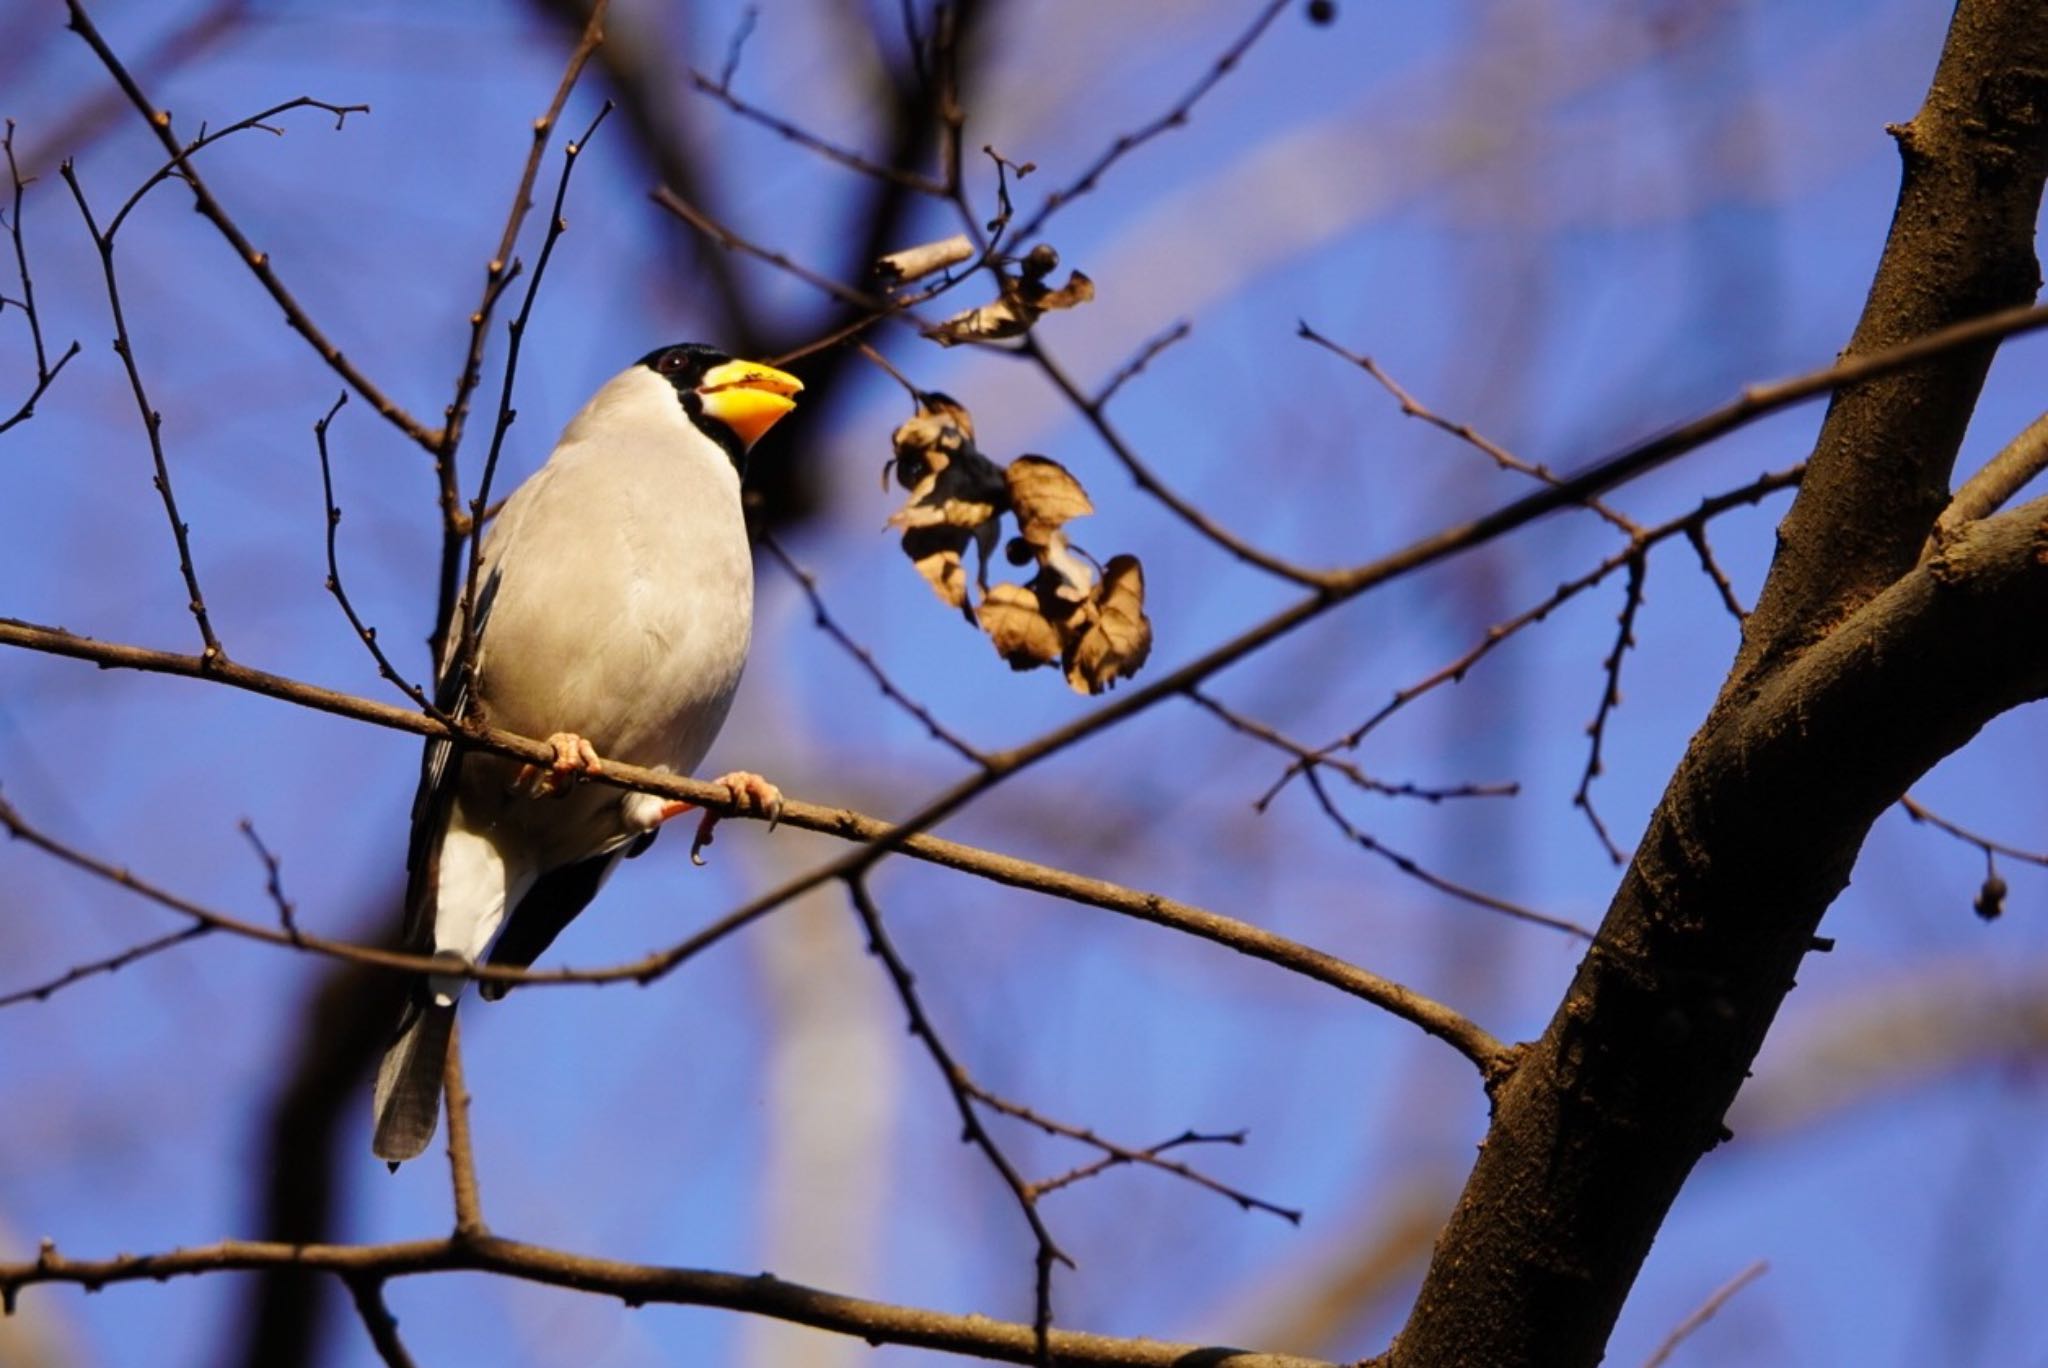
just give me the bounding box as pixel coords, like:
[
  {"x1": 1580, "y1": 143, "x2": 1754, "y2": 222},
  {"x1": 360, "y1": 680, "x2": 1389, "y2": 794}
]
[
  {"x1": 1736, "y1": 0, "x2": 2048, "y2": 684},
  {"x1": 1386, "y1": 496, "x2": 2048, "y2": 1365}
]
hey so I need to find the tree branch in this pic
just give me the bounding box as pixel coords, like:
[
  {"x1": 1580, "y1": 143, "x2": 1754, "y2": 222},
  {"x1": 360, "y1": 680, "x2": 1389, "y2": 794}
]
[
  {"x1": 1386, "y1": 491, "x2": 2048, "y2": 1363},
  {"x1": 65, "y1": 0, "x2": 436, "y2": 448},
  {"x1": 1734, "y1": 0, "x2": 2048, "y2": 685},
  {"x1": 1, "y1": 1235, "x2": 1337, "y2": 1368}
]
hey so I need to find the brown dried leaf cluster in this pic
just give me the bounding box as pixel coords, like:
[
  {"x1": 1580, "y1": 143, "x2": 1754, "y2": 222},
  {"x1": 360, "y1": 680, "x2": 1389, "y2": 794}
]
[
  {"x1": 887, "y1": 396, "x2": 1151, "y2": 694},
  {"x1": 923, "y1": 244, "x2": 1095, "y2": 347}
]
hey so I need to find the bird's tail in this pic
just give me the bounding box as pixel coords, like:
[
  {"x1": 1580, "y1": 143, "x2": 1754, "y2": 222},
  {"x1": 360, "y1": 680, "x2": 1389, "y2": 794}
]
[{"x1": 371, "y1": 1000, "x2": 455, "y2": 1164}]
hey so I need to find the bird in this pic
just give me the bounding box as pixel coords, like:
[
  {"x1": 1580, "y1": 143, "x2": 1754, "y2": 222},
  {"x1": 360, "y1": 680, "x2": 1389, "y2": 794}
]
[{"x1": 371, "y1": 343, "x2": 802, "y2": 1164}]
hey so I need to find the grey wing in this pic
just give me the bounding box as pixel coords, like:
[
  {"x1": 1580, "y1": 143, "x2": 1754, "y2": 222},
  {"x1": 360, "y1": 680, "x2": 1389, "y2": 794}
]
[{"x1": 398, "y1": 565, "x2": 506, "y2": 954}]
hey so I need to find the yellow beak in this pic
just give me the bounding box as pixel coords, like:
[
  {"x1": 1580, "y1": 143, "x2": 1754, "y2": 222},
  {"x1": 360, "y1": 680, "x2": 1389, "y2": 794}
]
[{"x1": 698, "y1": 358, "x2": 803, "y2": 449}]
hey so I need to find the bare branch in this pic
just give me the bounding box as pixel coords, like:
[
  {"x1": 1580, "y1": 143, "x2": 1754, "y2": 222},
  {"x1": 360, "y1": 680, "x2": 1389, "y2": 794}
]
[
  {"x1": 1299, "y1": 321, "x2": 1641, "y2": 535},
  {"x1": 846, "y1": 877, "x2": 1069, "y2": 1365},
  {"x1": 314, "y1": 393, "x2": 438, "y2": 712},
  {"x1": 430, "y1": 0, "x2": 608, "y2": 582},
  {"x1": 0, "y1": 119, "x2": 82, "y2": 436},
  {"x1": 981, "y1": 1096, "x2": 1300, "y2": 1223},
  {"x1": 1900, "y1": 794, "x2": 2048, "y2": 869},
  {"x1": 443, "y1": 1020, "x2": 487, "y2": 1238},
  {"x1": 1092, "y1": 320, "x2": 1191, "y2": 408},
  {"x1": 1028, "y1": 1129, "x2": 1243, "y2": 1202},
  {"x1": 684, "y1": 60, "x2": 947, "y2": 196},
  {"x1": 1933, "y1": 407, "x2": 2048, "y2": 546},
  {"x1": 1301, "y1": 769, "x2": 1593, "y2": 941},
  {"x1": 0, "y1": 697, "x2": 1500, "y2": 1073},
  {"x1": 1188, "y1": 688, "x2": 1517, "y2": 804},
  {"x1": 344, "y1": 1277, "x2": 419, "y2": 1368},
  {"x1": 1024, "y1": 334, "x2": 1333, "y2": 587},
  {"x1": 65, "y1": 0, "x2": 435, "y2": 446},
  {"x1": 0, "y1": 1235, "x2": 1337, "y2": 1367},
  {"x1": 0, "y1": 923, "x2": 210, "y2": 1010},
  {"x1": 1011, "y1": 0, "x2": 1291, "y2": 243},
  {"x1": 1574, "y1": 552, "x2": 1647, "y2": 865},
  {"x1": 104, "y1": 97, "x2": 368, "y2": 242},
  {"x1": 236, "y1": 818, "x2": 299, "y2": 941},
  {"x1": 1639, "y1": 1261, "x2": 1769, "y2": 1368},
  {"x1": 1258, "y1": 468, "x2": 1803, "y2": 812},
  {"x1": 457, "y1": 102, "x2": 613, "y2": 682},
  {"x1": 1684, "y1": 524, "x2": 1747, "y2": 622},
  {"x1": 60, "y1": 160, "x2": 223, "y2": 660},
  {"x1": 760, "y1": 534, "x2": 989, "y2": 767}
]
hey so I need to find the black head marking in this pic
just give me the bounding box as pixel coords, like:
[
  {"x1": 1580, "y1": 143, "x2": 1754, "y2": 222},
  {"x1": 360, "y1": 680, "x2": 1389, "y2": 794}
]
[{"x1": 637, "y1": 342, "x2": 748, "y2": 474}]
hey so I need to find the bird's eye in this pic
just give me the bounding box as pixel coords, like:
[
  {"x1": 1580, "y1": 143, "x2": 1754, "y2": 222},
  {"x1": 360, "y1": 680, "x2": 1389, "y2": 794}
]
[{"x1": 658, "y1": 351, "x2": 686, "y2": 373}]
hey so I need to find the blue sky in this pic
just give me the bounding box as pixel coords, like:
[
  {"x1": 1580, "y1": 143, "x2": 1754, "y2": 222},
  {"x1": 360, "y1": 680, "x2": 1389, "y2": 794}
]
[{"x1": 4, "y1": 2, "x2": 2046, "y2": 1365}]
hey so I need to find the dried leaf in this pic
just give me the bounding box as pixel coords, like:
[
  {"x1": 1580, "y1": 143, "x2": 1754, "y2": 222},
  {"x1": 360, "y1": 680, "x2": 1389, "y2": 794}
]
[
  {"x1": 875, "y1": 234, "x2": 974, "y2": 286},
  {"x1": 1006, "y1": 455, "x2": 1094, "y2": 545},
  {"x1": 922, "y1": 264, "x2": 1096, "y2": 347},
  {"x1": 888, "y1": 396, "x2": 1005, "y2": 613},
  {"x1": 978, "y1": 580, "x2": 1062, "y2": 671},
  {"x1": 1064, "y1": 555, "x2": 1151, "y2": 695}
]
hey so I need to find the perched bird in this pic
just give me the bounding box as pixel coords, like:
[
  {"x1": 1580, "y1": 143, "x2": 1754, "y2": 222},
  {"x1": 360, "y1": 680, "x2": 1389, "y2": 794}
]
[{"x1": 371, "y1": 343, "x2": 801, "y2": 1164}]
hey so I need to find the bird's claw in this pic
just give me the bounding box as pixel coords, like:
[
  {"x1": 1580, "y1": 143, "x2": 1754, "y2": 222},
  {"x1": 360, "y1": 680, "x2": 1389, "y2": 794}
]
[
  {"x1": 513, "y1": 732, "x2": 602, "y2": 797},
  {"x1": 666, "y1": 770, "x2": 782, "y2": 866}
]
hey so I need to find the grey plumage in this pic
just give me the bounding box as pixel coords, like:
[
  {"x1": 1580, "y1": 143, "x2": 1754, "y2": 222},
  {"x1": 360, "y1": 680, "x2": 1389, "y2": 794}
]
[{"x1": 372, "y1": 346, "x2": 800, "y2": 1164}]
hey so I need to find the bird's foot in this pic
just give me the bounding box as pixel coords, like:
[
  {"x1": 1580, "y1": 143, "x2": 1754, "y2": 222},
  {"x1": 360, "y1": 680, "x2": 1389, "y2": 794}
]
[
  {"x1": 512, "y1": 732, "x2": 602, "y2": 798},
  {"x1": 644, "y1": 771, "x2": 784, "y2": 866}
]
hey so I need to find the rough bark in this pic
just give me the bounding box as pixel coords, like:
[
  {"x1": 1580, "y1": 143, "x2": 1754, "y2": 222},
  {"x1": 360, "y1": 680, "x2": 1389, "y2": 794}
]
[
  {"x1": 1383, "y1": 2, "x2": 2048, "y2": 1362},
  {"x1": 1735, "y1": 0, "x2": 2048, "y2": 686}
]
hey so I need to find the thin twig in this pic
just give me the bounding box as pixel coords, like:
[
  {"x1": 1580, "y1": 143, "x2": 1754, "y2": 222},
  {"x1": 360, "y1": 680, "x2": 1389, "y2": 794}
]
[
  {"x1": 2, "y1": 121, "x2": 50, "y2": 376},
  {"x1": 1025, "y1": 334, "x2": 1334, "y2": 588},
  {"x1": 1574, "y1": 551, "x2": 1647, "y2": 865},
  {"x1": 1010, "y1": 0, "x2": 1291, "y2": 243},
  {"x1": 65, "y1": 0, "x2": 434, "y2": 446},
  {"x1": 1300, "y1": 322, "x2": 1641, "y2": 535},
  {"x1": 344, "y1": 1277, "x2": 420, "y2": 1368},
  {"x1": 716, "y1": 6, "x2": 758, "y2": 90},
  {"x1": 846, "y1": 877, "x2": 1068, "y2": 1368},
  {"x1": 61, "y1": 161, "x2": 223, "y2": 661},
  {"x1": 314, "y1": 393, "x2": 438, "y2": 712},
  {"x1": 1256, "y1": 467, "x2": 1805, "y2": 810},
  {"x1": 1188, "y1": 688, "x2": 1516, "y2": 804},
  {"x1": 1028, "y1": 1129, "x2": 1241, "y2": 1200},
  {"x1": 0, "y1": 924, "x2": 210, "y2": 1010},
  {"x1": 1092, "y1": 320, "x2": 1192, "y2": 408},
  {"x1": 432, "y1": 0, "x2": 608, "y2": 662},
  {"x1": 0, "y1": 120, "x2": 82, "y2": 437},
  {"x1": 1302, "y1": 769, "x2": 1593, "y2": 940},
  {"x1": 977, "y1": 1094, "x2": 1299, "y2": 1223},
  {"x1": 457, "y1": 103, "x2": 613, "y2": 691},
  {"x1": 651, "y1": 187, "x2": 1000, "y2": 368},
  {"x1": 444, "y1": 1018, "x2": 486, "y2": 1239},
  {"x1": 654, "y1": 187, "x2": 884, "y2": 311},
  {"x1": 0, "y1": 340, "x2": 78, "y2": 437},
  {"x1": 1900, "y1": 795, "x2": 2048, "y2": 868},
  {"x1": 683, "y1": 59, "x2": 946, "y2": 196},
  {"x1": 1640, "y1": 1260, "x2": 1769, "y2": 1368},
  {"x1": 235, "y1": 818, "x2": 298, "y2": 941},
  {"x1": 103, "y1": 97, "x2": 367, "y2": 242},
  {"x1": 760, "y1": 534, "x2": 989, "y2": 767},
  {"x1": 1685, "y1": 523, "x2": 1747, "y2": 622}
]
